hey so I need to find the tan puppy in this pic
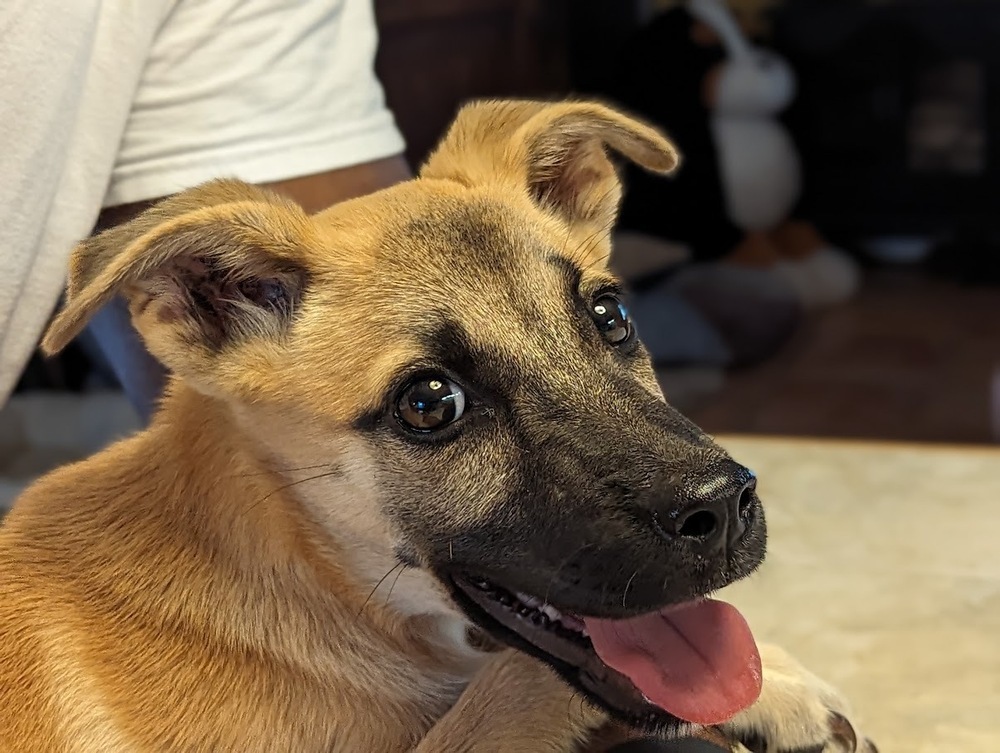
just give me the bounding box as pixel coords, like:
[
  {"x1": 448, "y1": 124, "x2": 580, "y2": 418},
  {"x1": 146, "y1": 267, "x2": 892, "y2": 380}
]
[{"x1": 0, "y1": 100, "x2": 872, "y2": 752}]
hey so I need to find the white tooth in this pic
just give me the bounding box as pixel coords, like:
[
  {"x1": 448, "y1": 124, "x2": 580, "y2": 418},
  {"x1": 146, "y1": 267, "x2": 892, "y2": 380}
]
[
  {"x1": 558, "y1": 614, "x2": 586, "y2": 633},
  {"x1": 540, "y1": 604, "x2": 562, "y2": 622},
  {"x1": 516, "y1": 592, "x2": 541, "y2": 609}
]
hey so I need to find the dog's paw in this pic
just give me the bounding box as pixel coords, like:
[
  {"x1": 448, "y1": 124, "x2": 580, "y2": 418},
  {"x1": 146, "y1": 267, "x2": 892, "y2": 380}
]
[{"x1": 719, "y1": 644, "x2": 877, "y2": 753}]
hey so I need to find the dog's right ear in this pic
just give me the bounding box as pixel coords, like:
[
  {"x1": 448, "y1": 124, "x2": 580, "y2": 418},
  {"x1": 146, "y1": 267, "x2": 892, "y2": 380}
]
[
  {"x1": 420, "y1": 100, "x2": 678, "y2": 264},
  {"x1": 42, "y1": 179, "x2": 312, "y2": 381}
]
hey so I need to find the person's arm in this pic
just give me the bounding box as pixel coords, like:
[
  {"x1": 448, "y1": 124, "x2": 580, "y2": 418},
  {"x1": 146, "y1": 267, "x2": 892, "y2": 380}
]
[
  {"x1": 264, "y1": 155, "x2": 413, "y2": 214},
  {"x1": 96, "y1": 155, "x2": 412, "y2": 231}
]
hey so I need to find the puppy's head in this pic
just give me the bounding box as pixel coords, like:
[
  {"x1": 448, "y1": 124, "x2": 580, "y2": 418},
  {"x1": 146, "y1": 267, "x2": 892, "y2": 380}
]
[{"x1": 45, "y1": 100, "x2": 765, "y2": 733}]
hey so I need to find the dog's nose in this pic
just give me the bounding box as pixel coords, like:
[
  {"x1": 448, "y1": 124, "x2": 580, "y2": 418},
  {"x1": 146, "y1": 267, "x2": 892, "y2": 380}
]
[{"x1": 659, "y1": 468, "x2": 756, "y2": 554}]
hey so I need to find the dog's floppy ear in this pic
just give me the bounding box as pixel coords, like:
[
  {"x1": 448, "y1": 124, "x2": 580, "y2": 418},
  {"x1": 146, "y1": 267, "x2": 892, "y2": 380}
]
[
  {"x1": 420, "y1": 99, "x2": 678, "y2": 233},
  {"x1": 42, "y1": 179, "x2": 311, "y2": 378}
]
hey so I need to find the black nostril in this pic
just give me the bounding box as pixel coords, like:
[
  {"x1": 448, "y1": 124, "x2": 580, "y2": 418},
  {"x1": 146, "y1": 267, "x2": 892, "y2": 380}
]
[
  {"x1": 676, "y1": 509, "x2": 720, "y2": 540},
  {"x1": 728, "y1": 476, "x2": 756, "y2": 547},
  {"x1": 737, "y1": 485, "x2": 754, "y2": 519},
  {"x1": 651, "y1": 465, "x2": 757, "y2": 552}
]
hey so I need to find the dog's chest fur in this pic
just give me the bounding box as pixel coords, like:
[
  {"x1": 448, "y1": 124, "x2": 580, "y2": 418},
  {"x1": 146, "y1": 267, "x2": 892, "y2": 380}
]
[{"x1": 0, "y1": 417, "x2": 485, "y2": 752}]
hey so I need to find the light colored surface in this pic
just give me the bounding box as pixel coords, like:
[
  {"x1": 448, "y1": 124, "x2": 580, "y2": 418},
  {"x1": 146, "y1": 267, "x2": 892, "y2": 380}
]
[
  {"x1": 716, "y1": 434, "x2": 1000, "y2": 753},
  {"x1": 2, "y1": 397, "x2": 997, "y2": 750}
]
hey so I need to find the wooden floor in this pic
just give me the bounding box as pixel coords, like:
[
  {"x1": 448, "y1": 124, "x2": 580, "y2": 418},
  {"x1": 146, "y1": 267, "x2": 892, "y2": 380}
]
[{"x1": 688, "y1": 270, "x2": 1000, "y2": 445}]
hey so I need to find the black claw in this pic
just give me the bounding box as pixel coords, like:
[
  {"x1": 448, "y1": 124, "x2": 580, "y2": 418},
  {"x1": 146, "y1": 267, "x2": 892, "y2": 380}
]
[
  {"x1": 731, "y1": 712, "x2": 864, "y2": 753},
  {"x1": 829, "y1": 712, "x2": 859, "y2": 753}
]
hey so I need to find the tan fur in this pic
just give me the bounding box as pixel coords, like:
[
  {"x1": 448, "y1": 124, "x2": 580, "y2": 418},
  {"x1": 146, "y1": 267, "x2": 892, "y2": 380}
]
[{"x1": 0, "y1": 100, "x2": 869, "y2": 752}]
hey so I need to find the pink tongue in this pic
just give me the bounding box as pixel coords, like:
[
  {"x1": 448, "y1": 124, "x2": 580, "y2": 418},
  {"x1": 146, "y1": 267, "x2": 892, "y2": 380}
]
[{"x1": 584, "y1": 599, "x2": 761, "y2": 725}]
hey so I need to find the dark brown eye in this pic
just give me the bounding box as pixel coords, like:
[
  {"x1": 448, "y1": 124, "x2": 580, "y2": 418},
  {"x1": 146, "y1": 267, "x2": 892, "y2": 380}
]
[
  {"x1": 396, "y1": 377, "x2": 467, "y2": 432},
  {"x1": 591, "y1": 295, "x2": 632, "y2": 345}
]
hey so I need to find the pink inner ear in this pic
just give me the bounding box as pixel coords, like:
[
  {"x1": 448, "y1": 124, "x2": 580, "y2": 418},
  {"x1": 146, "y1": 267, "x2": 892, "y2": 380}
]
[
  {"x1": 528, "y1": 138, "x2": 620, "y2": 225},
  {"x1": 135, "y1": 257, "x2": 209, "y2": 325},
  {"x1": 138, "y1": 254, "x2": 301, "y2": 348}
]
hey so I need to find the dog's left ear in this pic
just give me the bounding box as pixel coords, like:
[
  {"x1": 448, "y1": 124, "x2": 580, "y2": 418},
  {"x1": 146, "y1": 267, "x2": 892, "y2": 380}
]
[
  {"x1": 41, "y1": 179, "x2": 312, "y2": 385},
  {"x1": 421, "y1": 99, "x2": 678, "y2": 238}
]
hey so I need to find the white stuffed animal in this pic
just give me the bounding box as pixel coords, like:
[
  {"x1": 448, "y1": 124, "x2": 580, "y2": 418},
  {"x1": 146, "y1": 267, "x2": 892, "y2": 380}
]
[{"x1": 687, "y1": 0, "x2": 860, "y2": 307}]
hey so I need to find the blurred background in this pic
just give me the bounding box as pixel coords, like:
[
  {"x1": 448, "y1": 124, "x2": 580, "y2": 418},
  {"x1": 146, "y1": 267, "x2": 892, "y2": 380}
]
[
  {"x1": 5, "y1": 0, "x2": 1000, "y2": 507},
  {"x1": 371, "y1": 0, "x2": 1000, "y2": 445}
]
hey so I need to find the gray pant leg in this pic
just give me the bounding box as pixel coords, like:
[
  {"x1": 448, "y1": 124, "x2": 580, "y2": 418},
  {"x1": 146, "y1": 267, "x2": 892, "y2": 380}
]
[{"x1": 82, "y1": 296, "x2": 166, "y2": 424}]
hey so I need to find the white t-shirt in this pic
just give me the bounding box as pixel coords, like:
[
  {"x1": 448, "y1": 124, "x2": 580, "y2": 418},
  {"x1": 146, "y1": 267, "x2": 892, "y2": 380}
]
[{"x1": 0, "y1": 0, "x2": 405, "y2": 405}]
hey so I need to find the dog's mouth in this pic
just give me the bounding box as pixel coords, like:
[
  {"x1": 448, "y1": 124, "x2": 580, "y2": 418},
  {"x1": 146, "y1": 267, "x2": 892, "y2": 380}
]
[{"x1": 450, "y1": 574, "x2": 762, "y2": 731}]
